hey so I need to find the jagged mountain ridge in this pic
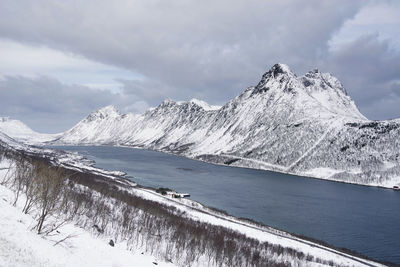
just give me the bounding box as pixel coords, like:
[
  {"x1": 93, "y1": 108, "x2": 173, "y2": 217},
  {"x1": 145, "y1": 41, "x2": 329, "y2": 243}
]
[{"x1": 10, "y1": 64, "x2": 400, "y2": 187}]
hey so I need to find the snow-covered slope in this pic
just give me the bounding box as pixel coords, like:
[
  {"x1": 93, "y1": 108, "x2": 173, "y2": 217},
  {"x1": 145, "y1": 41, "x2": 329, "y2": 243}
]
[
  {"x1": 23, "y1": 64, "x2": 400, "y2": 187},
  {"x1": 0, "y1": 117, "x2": 59, "y2": 144},
  {"x1": 0, "y1": 174, "x2": 175, "y2": 267}
]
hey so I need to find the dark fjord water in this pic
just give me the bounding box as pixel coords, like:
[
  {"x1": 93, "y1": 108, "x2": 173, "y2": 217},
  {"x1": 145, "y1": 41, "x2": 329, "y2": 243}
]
[{"x1": 52, "y1": 146, "x2": 400, "y2": 264}]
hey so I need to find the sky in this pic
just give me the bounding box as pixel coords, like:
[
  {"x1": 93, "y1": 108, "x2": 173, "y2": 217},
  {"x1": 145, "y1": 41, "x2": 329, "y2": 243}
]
[{"x1": 0, "y1": 0, "x2": 399, "y2": 133}]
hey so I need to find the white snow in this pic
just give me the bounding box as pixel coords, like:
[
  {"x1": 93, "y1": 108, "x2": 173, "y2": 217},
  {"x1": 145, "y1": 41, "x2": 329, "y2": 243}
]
[
  {"x1": 303, "y1": 167, "x2": 341, "y2": 178},
  {"x1": 274, "y1": 63, "x2": 293, "y2": 74},
  {"x1": 0, "y1": 168, "x2": 175, "y2": 267},
  {"x1": 189, "y1": 98, "x2": 221, "y2": 111},
  {"x1": 0, "y1": 117, "x2": 59, "y2": 144}
]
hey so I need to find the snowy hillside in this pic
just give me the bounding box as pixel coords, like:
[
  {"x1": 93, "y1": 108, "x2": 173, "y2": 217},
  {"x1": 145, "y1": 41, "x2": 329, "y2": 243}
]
[
  {"x1": 4, "y1": 63, "x2": 400, "y2": 188},
  {"x1": 0, "y1": 117, "x2": 59, "y2": 144},
  {"x1": 0, "y1": 185, "x2": 175, "y2": 267},
  {"x1": 0, "y1": 157, "x2": 176, "y2": 267}
]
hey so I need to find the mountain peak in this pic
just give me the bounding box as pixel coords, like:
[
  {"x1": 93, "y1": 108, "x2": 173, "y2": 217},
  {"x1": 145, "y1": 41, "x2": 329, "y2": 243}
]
[
  {"x1": 302, "y1": 70, "x2": 347, "y2": 95},
  {"x1": 159, "y1": 99, "x2": 178, "y2": 107},
  {"x1": 251, "y1": 63, "x2": 298, "y2": 96},
  {"x1": 0, "y1": 117, "x2": 11, "y2": 122},
  {"x1": 0, "y1": 116, "x2": 59, "y2": 144},
  {"x1": 242, "y1": 63, "x2": 367, "y2": 120},
  {"x1": 162, "y1": 99, "x2": 175, "y2": 104},
  {"x1": 98, "y1": 105, "x2": 119, "y2": 112},
  {"x1": 189, "y1": 98, "x2": 221, "y2": 111},
  {"x1": 269, "y1": 63, "x2": 293, "y2": 76},
  {"x1": 157, "y1": 98, "x2": 221, "y2": 111},
  {"x1": 97, "y1": 105, "x2": 120, "y2": 116},
  {"x1": 0, "y1": 117, "x2": 35, "y2": 135},
  {"x1": 86, "y1": 105, "x2": 121, "y2": 121}
]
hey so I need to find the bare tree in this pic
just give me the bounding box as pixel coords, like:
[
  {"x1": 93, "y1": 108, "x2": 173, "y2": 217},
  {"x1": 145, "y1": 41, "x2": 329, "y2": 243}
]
[
  {"x1": 33, "y1": 163, "x2": 67, "y2": 234},
  {"x1": 11, "y1": 158, "x2": 29, "y2": 206},
  {"x1": 20, "y1": 159, "x2": 40, "y2": 214},
  {"x1": 0, "y1": 159, "x2": 14, "y2": 186}
]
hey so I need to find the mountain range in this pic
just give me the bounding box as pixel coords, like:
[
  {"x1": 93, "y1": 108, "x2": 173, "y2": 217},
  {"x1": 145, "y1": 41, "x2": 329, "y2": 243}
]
[{"x1": 1, "y1": 63, "x2": 399, "y2": 188}]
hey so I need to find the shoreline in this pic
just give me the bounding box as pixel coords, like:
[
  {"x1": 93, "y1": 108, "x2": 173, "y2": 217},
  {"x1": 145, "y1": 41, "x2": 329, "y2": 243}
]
[
  {"x1": 49, "y1": 142, "x2": 399, "y2": 190},
  {"x1": 45, "y1": 144, "x2": 393, "y2": 266}
]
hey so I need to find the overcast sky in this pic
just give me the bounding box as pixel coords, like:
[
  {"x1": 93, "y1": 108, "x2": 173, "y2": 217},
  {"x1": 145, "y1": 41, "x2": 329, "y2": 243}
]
[{"x1": 0, "y1": 0, "x2": 399, "y2": 133}]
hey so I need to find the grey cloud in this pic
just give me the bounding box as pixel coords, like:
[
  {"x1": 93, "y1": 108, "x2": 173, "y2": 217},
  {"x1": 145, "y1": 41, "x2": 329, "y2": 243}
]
[
  {"x1": 117, "y1": 77, "x2": 217, "y2": 108},
  {"x1": 0, "y1": 0, "x2": 363, "y2": 105},
  {"x1": 117, "y1": 78, "x2": 173, "y2": 104},
  {"x1": 390, "y1": 82, "x2": 400, "y2": 97},
  {"x1": 1, "y1": 0, "x2": 400, "y2": 130},
  {"x1": 325, "y1": 34, "x2": 400, "y2": 120},
  {"x1": 0, "y1": 75, "x2": 122, "y2": 132}
]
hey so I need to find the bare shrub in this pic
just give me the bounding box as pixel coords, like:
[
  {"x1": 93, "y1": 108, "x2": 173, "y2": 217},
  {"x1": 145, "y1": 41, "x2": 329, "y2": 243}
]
[{"x1": 33, "y1": 162, "x2": 69, "y2": 234}]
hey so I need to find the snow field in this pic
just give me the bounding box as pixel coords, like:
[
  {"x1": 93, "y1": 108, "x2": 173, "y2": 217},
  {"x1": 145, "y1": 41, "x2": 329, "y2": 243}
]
[{"x1": 0, "y1": 162, "x2": 176, "y2": 267}]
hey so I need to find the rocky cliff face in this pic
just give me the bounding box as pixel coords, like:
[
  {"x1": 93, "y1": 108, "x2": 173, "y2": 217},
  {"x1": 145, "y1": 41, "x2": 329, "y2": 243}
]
[{"x1": 6, "y1": 63, "x2": 400, "y2": 187}]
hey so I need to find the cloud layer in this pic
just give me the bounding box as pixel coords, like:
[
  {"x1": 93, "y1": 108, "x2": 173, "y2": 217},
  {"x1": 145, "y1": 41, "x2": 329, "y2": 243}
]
[
  {"x1": 0, "y1": 0, "x2": 399, "y2": 131},
  {"x1": 0, "y1": 76, "x2": 119, "y2": 132}
]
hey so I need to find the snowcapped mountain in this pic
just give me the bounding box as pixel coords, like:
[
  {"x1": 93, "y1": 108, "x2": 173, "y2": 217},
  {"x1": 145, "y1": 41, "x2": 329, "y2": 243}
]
[
  {"x1": 0, "y1": 117, "x2": 59, "y2": 144},
  {"x1": 7, "y1": 63, "x2": 400, "y2": 187},
  {"x1": 181, "y1": 98, "x2": 221, "y2": 111}
]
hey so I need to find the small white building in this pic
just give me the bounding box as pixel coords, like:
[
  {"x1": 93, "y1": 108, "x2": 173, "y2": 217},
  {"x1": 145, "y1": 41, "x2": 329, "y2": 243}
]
[{"x1": 166, "y1": 191, "x2": 190, "y2": 198}]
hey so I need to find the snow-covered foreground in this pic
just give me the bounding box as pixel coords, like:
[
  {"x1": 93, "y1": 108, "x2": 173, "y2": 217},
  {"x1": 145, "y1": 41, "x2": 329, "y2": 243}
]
[{"x1": 0, "y1": 166, "x2": 175, "y2": 267}]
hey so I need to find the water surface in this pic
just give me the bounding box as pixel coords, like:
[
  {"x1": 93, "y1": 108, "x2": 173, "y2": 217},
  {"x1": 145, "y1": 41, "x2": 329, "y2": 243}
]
[{"x1": 52, "y1": 145, "x2": 400, "y2": 264}]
